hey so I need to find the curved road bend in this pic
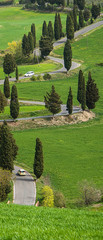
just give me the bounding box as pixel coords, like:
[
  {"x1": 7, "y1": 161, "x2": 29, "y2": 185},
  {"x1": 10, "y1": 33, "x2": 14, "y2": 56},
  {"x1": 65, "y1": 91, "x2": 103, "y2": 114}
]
[{"x1": 13, "y1": 166, "x2": 36, "y2": 205}]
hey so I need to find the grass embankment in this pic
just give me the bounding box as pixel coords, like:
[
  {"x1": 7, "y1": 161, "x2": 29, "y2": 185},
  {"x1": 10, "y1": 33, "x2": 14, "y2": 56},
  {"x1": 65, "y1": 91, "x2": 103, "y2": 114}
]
[{"x1": 0, "y1": 203, "x2": 103, "y2": 240}]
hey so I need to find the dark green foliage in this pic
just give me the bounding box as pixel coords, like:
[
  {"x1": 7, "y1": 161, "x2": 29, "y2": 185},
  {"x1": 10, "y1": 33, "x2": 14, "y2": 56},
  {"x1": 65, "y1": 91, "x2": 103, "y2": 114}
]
[
  {"x1": 0, "y1": 90, "x2": 7, "y2": 113},
  {"x1": 86, "y1": 72, "x2": 99, "y2": 109},
  {"x1": 79, "y1": 10, "x2": 84, "y2": 28},
  {"x1": 91, "y1": 4, "x2": 100, "y2": 19},
  {"x1": 66, "y1": 87, "x2": 73, "y2": 114},
  {"x1": 42, "y1": 21, "x2": 48, "y2": 36},
  {"x1": 22, "y1": 34, "x2": 30, "y2": 56},
  {"x1": 64, "y1": 39, "x2": 72, "y2": 72},
  {"x1": 77, "y1": 69, "x2": 83, "y2": 104},
  {"x1": 33, "y1": 138, "x2": 43, "y2": 179},
  {"x1": 73, "y1": 5, "x2": 78, "y2": 31},
  {"x1": 81, "y1": 76, "x2": 86, "y2": 111},
  {"x1": 77, "y1": 0, "x2": 85, "y2": 10},
  {"x1": 43, "y1": 73, "x2": 51, "y2": 80},
  {"x1": 15, "y1": 66, "x2": 19, "y2": 81},
  {"x1": 3, "y1": 53, "x2": 16, "y2": 76},
  {"x1": 44, "y1": 85, "x2": 62, "y2": 115},
  {"x1": 58, "y1": 13, "x2": 62, "y2": 38},
  {"x1": 39, "y1": 35, "x2": 53, "y2": 58},
  {"x1": 67, "y1": 0, "x2": 69, "y2": 6},
  {"x1": 31, "y1": 23, "x2": 36, "y2": 48},
  {"x1": 0, "y1": 122, "x2": 18, "y2": 171},
  {"x1": 28, "y1": 32, "x2": 34, "y2": 53},
  {"x1": 48, "y1": 21, "x2": 54, "y2": 41},
  {"x1": 0, "y1": 169, "x2": 11, "y2": 201},
  {"x1": 83, "y1": 8, "x2": 90, "y2": 22},
  {"x1": 73, "y1": 0, "x2": 77, "y2": 4},
  {"x1": 4, "y1": 76, "x2": 10, "y2": 98},
  {"x1": 66, "y1": 14, "x2": 74, "y2": 40},
  {"x1": 54, "y1": 13, "x2": 60, "y2": 40},
  {"x1": 10, "y1": 85, "x2": 19, "y2": 119},
  {"x1": 54, "y1": 191, "x2": 66, "y2": 208}
]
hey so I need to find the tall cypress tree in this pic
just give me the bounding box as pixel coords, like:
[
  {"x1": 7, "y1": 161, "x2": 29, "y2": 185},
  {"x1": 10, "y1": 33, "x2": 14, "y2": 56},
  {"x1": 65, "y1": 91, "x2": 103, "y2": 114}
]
[
  {"x1": 0, "y1": 90, "x2": 7, "y2": 113},
  {"x1": 77, "y1": 0, "x2": 85, "y2": 10},
  {"x1": 42, "y1": 21, "x2": 48, "y2": 36},
  {"x1": 39, "y1": 35, "x2": 53, "y2": 58},
  {"x1": 33, "y1": 138, "x2": 43, "y2": 179},
  {"x1": 31, "y1": 23, "x2": 36, "y2": 48},
  {"x1": 15, "y1": 66, "x2": 19, "y2": 81},
  {"x1": 10, "y1": 85, "x2": 19, "y2": 119},
  {"x1": 66, "y1": 87, "x2": 73, "y2": 114},
  {"x1": 73, "y1": 5, "x2": 78, "y2": 31},
  {"x1": 54, "y1": 13, "x2": 60, "y2": 40},
  {"x1": 4, "y1": 76, "x2": 10, "y2": 98},
  {"x1": 77, "y1": 69, "x2": 83, "y2": 104},
  {"x1": 3, "y1": 54, "x2": 16, "y2": 77},
  {"x1": 64, "y1": 39, "x2": 72, "y2": 73},
  {"x1": 66, "y1": 14, "x2": 74, "y2": 40},
  {"x1": 86, "y1": 72, "x2": 99, "y2": 109},
  {"x1": 22, "y1": 34, "x2": 30, "y2": 56},
  {"x1": 48, "y1": 21, "x2": 54, "y2": 41},
  {"x1": 79, "y1": 10, "x2": 84, "y2": 28},
  {"x1": 58, "y1": 13, "x2": 62, "y2": 38},
  {"x1": 81, "y1": 76, "x2": 86, "y2": 110},
  {"x1": 28, "y1": 32, "x2": 34, "y2": 53}
]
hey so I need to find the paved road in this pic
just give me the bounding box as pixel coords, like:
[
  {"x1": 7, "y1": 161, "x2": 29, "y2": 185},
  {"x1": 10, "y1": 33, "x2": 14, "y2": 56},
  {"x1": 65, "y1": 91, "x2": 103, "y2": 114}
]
[{"x1": 13, "y1": 166, "x2": 36, "y2": 205}]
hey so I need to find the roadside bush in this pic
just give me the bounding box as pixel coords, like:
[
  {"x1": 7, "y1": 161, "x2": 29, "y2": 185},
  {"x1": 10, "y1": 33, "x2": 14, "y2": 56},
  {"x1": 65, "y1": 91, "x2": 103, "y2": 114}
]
[
  {"x1": 0, "y1": 169, "x2": 11, "y2": 201},
  {"x1": 41, "y1": 185, "x2": 54, "y2": 207},
  {"x1": 37, "y1": 75, "x2": 43, "y2": 81},
  {"x1": 54, "y1": 191, "x2": 66, "y2": 208},
  {"x1": 43, "y1": 73, "x2": 51, "y2": 80},
  {"x1": 30, "y1": 75, "x2": 36, "y2": 81}
]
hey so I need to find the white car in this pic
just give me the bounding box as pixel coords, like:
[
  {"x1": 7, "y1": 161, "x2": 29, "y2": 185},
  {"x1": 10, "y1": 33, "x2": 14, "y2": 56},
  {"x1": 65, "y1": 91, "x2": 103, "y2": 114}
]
[
  {"x1": 17, "y1": 169, "x2": 26, "y2": 176},
  {"x1": 24, "y1": 71, "x2": 34, "y2": 77}
]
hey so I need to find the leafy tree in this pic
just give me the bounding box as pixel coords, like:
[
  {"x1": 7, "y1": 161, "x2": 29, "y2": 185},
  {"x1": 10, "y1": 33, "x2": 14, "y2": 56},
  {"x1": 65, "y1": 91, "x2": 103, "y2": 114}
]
[
  {"x1": 83, "y1": 8, "x2": 90, "y2": 22},
  {"x1": 73, "y1": 5, "x2": 78, "y2": 31},
  {"x1": 0, "y1": 90, "x2": 7, "y2": 113},
  {"x1": 58, "y1": 13, "x2": 62, "y2": 38},
  {"x1": 39, "y1": 35, "x2": 53, "y2": 58},
  {"x1": 64, "y1": 39, "x2": 72, "y2": 73},
  {"x1": 15, "y1": 66, "x2": 19, "y2": 81},
  {"x1": 91, "y1": 4, "x2": 100, "y2": 19},
  {"x1": 66, "y1": 87, "x2": 73, "y2": 114},
  {"x1": 31, "y1": 23, "x2": 36, "y2": 48},
  {"x1": 77, "y1": 69, "x2": 83, "y2": 104},
  {"x1": 77, "y1": 0, "x2": 85, "y2": 10},
  {"x1": 66, "y1": 14, "x2": 74, "y2": 40},
  {"x1": 86, "y1": 72, "x2": 99, "y2": 109},
  {"x1": 79, "y1": 10, "x2": 84, "y2": 28},
  {"x1": 54, "y1": 13, "x2": 60, "y2": 40},
  {"x1": 81, "y1": 76, "x2": 86, "y2": 110},
  {"x1": 4, "y1": 76, "x2": 10, "y2": 99},
  {"x1": 22, "y1": 34, "x2": 30, "y2": 56},
  {"x1": 44, "y1": 85, "x2": 62, "y2": 115},
  {"x1": 3, "y1": 53, "x2": 16, "y2": 76},
  {"x1": 28, "y1": 32, "x2": 34, "y2": 53},
  {"x1": 0, "y1": 169, "x2": 11, "y2": 201},
  {"x1": 42, "y1": 21, "x2": 48, "y2": 36},
  {"x1": 0, "y1": 121, "x2": 18, "y2": 171},
  {"x1": 41, "y1": 186, "x2": 54, "y2": 207},
  {"x1": 48, "y1": 21, "x2": 54, "y2": 41},
  {"x1": 10, "y1": 85, "x2": 19, "y2": 119},
  {"x1": 33, "y1": 138, "x2": 43, "y2": 179}
]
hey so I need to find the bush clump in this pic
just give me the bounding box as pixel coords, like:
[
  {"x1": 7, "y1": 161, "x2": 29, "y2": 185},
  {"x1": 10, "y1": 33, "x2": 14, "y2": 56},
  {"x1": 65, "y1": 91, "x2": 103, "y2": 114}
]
[
  {"x1": 41, "y1": 185, "x2": 54, "y2": 207},
  {"x1": 30, "y1": 75, "x2": 36, "y2": 81},
  {"x1": 54, "y1": 191, "x2": 66, "y2": 208},
  {"x1": 43, "y1": 73, "x2": 51, "y2": 80},
  {"x1": 0, "y1": 169, "x2": 11, "y2": 201}
]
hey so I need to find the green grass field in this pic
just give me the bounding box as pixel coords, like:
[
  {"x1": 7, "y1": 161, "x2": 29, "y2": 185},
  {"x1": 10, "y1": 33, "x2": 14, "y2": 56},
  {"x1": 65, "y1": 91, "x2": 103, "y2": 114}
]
[{"x1": 0, "y1": 203, "x2": 103, "y2": 240}]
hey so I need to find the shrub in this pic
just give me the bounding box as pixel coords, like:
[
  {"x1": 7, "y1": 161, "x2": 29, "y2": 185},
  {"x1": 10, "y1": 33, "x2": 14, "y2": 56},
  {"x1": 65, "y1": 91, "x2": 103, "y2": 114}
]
[
  {"x1": 41, "y1": 185, "x2": 54, "y2": 207},
  {"x1": 37, "y1": 75, "x2": 43, "y2": 81},
  {"x1": 54, "y1": 191, "x2": 66, "y2": 208},
  {"x1": 43, "y1": 73, "x2": 51, "y2": 80},
  {"x1": 0, "y1": 169, "x2": 11, "y2": 201},
  {"x1": 30, "y1": 75, "x2": 36, "y2": 81}
]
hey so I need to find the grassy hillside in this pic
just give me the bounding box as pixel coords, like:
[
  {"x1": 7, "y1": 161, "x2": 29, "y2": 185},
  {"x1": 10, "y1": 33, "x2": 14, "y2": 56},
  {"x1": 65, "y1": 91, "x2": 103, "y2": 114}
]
[{"x1": 0, "y1": 203, "x2": 103, "y2": 240}]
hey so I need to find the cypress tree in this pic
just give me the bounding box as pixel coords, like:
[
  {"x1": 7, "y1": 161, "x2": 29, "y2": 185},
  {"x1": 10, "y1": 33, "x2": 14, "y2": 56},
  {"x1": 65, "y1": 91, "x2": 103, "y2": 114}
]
[
  {"x1": 73, "y1": 5, "x2": 78, "y2": 31},
  {"x1": 44, "y1": 85, "x2": 62, "y2": 115},
  {"x1": 28, "y1": 32, "x2": 34, "y2": 53},
  {"x1": 66, "y1": 14, "x2": 74, "y2": 40},
  {"x1": 4, "y1": 76, "x2": 10, "y2": 98},
  {"x1": 3, "y1": 54, "x2": 16, "y2": 77},
  {"x1": 86, "y1": 72, "x2": 99, "y2": 109},
  {"x1": 54, "y1": 13, "x2": 60, "y2": 40},
  {"x1": 79, "y1": 10, "x2": 84, "y2": 28},
  {"x1": 42, "y1": 21, "x2": 48, "y2": 36},
  {"x1": 15, "y1": 66, "x2": 19, "y2": 81},
  {"x1": 77, "y1": 0, "x2": 85, "y2": 10},
  {"x1": 22, "y1": 34, "x2": 30, "y2": 56},
  {"x1": 58, "y1": 13, "x2": 62, "y2": 38},
  {"x1": 31, "y1": 23, "x2": 36, "y2": 48},
  {"x1": 64, "y1": 39, "x2": 72, "y2": 73},
  {"x1": 0, "y1": 90, "x2": 7, "y2": 113},
  {"x1": 48, "y1": 21, "x2": 54, "y2": 41},
  {"x1": 39, "y1": 35, "x2": 53, "y2": 58},
  {"x1": 66, "y1": 87, "x2": 73, "y2": 114},
  {"x1": 77, "y1": 69, "x2": 83, "y2": 104},
  {"x1": 73, "y1": 0, "x2": 77, "y2": 4},
  {"x1": 81, "y1": 76, "x2": 86, "y2": 110},
  {"x1": 10, "y1": 85, "x2": 19, "y2": 119},
  {"x1": 33, "y1": 138, "x2": 43, "y2": 179}
]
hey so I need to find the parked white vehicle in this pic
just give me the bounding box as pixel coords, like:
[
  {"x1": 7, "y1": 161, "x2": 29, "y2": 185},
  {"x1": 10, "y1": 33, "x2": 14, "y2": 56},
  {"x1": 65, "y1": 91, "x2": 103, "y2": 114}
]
[{"x1": 24, "y1": 71, "x2": 34, "y2": 77}]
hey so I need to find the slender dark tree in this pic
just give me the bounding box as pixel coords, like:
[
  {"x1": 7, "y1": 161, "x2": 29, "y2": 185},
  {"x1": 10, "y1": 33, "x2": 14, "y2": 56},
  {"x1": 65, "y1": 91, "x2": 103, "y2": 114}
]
[
  {"x1": 66, "y1": 14, "x2": 74, "y2": 40},
  {"x1": 91, "y1": 4, "x2": 100, "y2": 19},
  {"x1": 31, "y1": 23, "x2": 36, "y2": 48},
  {"x1": 81, "y1": 76, "x2": 86, "y2": 110},
  {"x1": 15, "y1": 66, "x2": 19, "y2": 81},
  {"x1": 22, "y1": 34, "x2": 30, "y2": 56},
  {"x1": 3, "y1": 54, "x2": 16, "y2": 77},
  {"x1": 0, "y1": 121, "x2": 18, "y2": 171},
  {"x1": 79, "y1": 10, "x2": 84, "y2": 28},
  {"x1": 28, "y1": 32, "x2": 34, "y2": 53},
  {"x1": 4, "y1": 76, "x2": 10, "y2": 98},
  {"x1": 39, "y1": 36, "x2": 53, "y2": 58},
  {"x1": 58, "y1": 13, "x2": 62, "y2": 38},
  {"x1": 64, "y1": 39, "x2": 72, "y2": 73},
  {"x1": 42, "y1": 21, "x2": 48, "y2": 36},
  {"x1": 77, "y1": 0, "x2": 85, "y2": 10},
  {"x1": 86, "y1": 72, "x2": 99, "y2": 109},
  {"x1": 83, "y1": 8, "x2": 90, "y2": 22},
  {"x1": 54, "y1": 13, "x2": 60, "y2": 40},
  {"x1": 44, "y1": 85, "x2": 62, "y2": 115},
  {"x1": 33, "y1": 138, "x2": 43, "y2": 179},
  {"x1": 10, "y1": 85, "x2": 19, "y2": 119},
  {"x1": 48, "y1": 21, "x2": 54, "y2": 41},
  {"x1": 77, "y1": 69, "x2": 83, "y2": 104},
  {"x1": 0, "y1": 90, "x2": 7, "y2": 113},
  {"x1": 66, "y1": 87, "x2": 73, "y2": 114},
  {"x1": 73, "y1": 5, "x2": 78, "y2": 31},
  {"x1": 67, "y1": 0, "x2": 69, "y2": 6}
]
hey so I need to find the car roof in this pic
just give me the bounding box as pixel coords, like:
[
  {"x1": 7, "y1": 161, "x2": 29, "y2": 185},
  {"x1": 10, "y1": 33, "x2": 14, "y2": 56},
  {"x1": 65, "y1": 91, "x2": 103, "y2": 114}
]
[{"x1": 19, "y1": 169, "x2": 25, "y2": 172}]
